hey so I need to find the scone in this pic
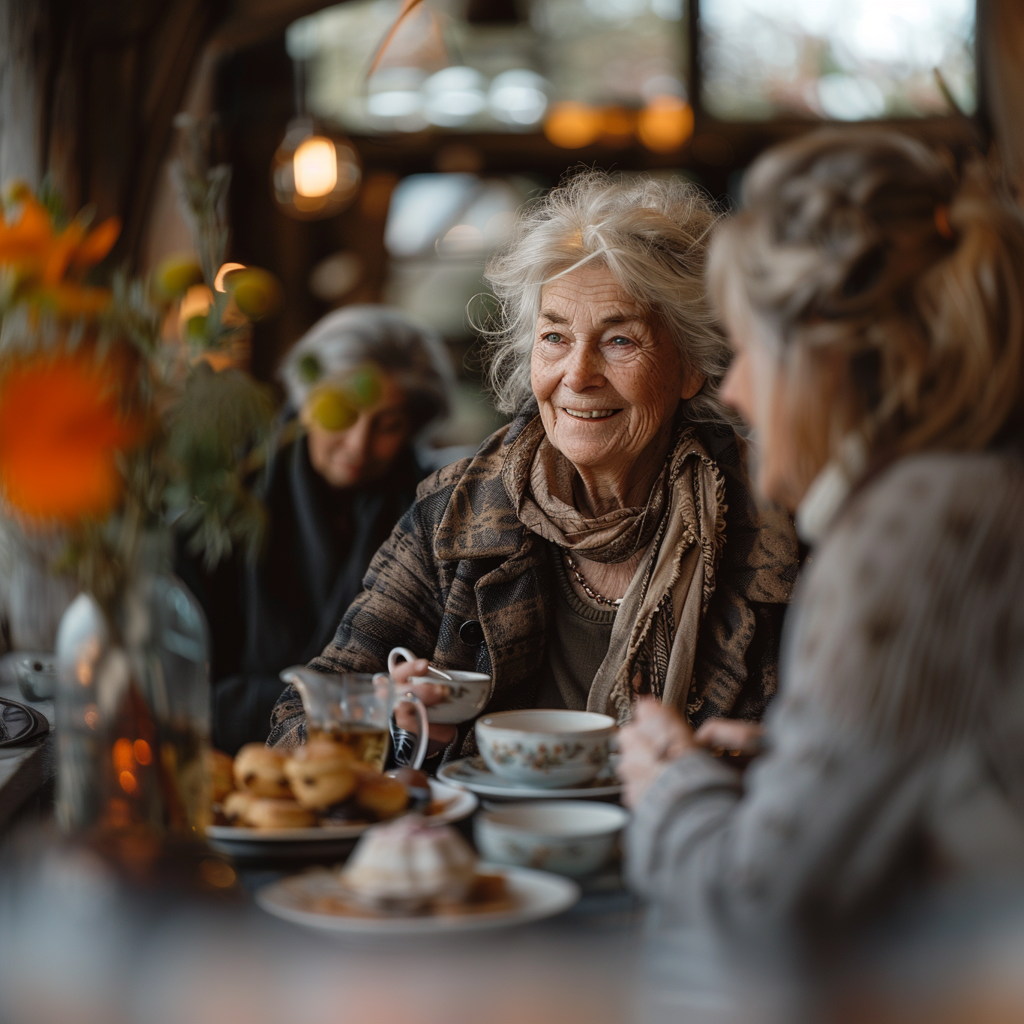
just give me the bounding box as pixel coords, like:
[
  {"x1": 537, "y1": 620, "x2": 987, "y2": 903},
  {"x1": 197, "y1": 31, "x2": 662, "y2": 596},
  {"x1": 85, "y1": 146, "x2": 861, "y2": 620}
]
[
  {"x1": 355, "y1": 773, "x2": 409, "y2": 818},
  {"x1": 222, "y1": 790, "x2": 255, "y2": 824},
  {"x1": 233, "y1": 743, "x2": 290, "y2": 798},
  {"x1": 283, "y1": 740, "x2": 358, "y2": 810},
  {"x1": 386, "y1": 767, "x2": 431, "y2": 811},
  {"x1": 208, "y1": 749, "x2": 235, "y2": 803},
  {"x1": 244, "y1": 797, "x2": 316, "y2": 829}
]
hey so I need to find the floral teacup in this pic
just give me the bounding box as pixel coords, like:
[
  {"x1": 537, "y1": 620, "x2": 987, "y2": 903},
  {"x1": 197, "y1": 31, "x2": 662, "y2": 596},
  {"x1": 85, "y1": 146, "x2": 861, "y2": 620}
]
[
  {"x1": 475, "y1": 709, "x2": 616, "y2": 789},
  {"x1": 387, "y1": 647, "x2": 491, "y2": 725}
]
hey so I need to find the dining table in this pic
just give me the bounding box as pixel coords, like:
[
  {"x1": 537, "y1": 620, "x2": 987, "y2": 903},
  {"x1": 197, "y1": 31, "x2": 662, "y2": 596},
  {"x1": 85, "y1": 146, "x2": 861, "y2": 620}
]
[{"x1": 0, "y1": 679, "x2": 648, "y2": 1024}]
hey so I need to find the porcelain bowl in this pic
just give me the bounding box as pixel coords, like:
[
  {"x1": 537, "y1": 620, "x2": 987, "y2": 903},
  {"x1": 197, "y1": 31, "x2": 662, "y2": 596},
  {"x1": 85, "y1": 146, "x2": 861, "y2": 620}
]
[
  {"x1": 474, "y1": 800, "x2": 630, "y2": 876},
  {"x1": 475, "y1": 709, "x2": 616, "y2": 789},
  {"x1": 410, "y1": 670, "x2": 492, "y2": 724}
]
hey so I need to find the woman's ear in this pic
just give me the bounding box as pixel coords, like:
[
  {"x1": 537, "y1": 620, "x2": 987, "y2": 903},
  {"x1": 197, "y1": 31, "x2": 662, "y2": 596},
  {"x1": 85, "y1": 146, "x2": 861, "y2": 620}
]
[{"x1": 681, "y1": 368, "x2": 706, "y2": 400}]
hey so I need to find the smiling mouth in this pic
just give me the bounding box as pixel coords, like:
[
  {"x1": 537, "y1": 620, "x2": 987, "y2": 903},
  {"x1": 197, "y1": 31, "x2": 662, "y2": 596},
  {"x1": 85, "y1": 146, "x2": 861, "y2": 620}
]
[{"x1": 563, "y1": 408, "x2": 621, "y2": 421}]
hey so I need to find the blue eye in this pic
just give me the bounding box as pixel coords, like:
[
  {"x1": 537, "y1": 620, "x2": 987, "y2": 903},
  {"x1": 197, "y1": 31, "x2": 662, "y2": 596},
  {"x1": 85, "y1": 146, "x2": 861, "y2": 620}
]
[
  {"x1": 543, "y1": 332, "x2": 562, "y2": 343},
  {"x1": 609, "y1": 336, "x2": 632, "y2": 346}
]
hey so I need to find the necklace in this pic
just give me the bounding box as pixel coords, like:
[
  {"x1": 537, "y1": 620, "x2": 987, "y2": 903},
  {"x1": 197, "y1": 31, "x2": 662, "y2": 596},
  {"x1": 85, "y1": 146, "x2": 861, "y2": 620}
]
[{"x1": 562, "y1": 550, "x2": 623, "y2": 607}]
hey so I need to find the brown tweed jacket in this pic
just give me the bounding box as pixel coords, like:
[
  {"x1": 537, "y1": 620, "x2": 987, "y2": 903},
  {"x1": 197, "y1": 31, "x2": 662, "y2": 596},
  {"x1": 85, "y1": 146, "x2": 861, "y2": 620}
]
[{"x1": 269, "y1": 413, "x2": 800, "y2": 750}]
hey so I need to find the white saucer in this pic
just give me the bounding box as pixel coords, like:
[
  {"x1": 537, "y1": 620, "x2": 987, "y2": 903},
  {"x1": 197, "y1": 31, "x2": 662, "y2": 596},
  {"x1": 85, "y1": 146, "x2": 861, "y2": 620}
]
[
  {"x1": 438, "y1": 756, "x2": 622, "y2": 800},
  {"x1": 255, "y1": 863, "x2": 580, "y2": 935},
  {"x1": 206, "y1": 780, "x2": 477, "y2": 856}
]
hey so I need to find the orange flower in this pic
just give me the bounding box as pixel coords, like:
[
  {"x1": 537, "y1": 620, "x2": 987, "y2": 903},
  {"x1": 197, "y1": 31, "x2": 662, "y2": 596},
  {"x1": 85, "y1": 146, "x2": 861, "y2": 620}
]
[
  {"x1": 0, "y1": 188, "x2": 120, "y2": 317},
  {"x1": 0, "y1": 349, "x2": 143, "y2": 526}
]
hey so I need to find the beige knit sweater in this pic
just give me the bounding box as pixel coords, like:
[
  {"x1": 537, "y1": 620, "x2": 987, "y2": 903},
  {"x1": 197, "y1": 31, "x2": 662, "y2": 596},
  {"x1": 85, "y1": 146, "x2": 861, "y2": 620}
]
[{"x1": 627, "y1": 450, "x2": 1024, "y2": 966}]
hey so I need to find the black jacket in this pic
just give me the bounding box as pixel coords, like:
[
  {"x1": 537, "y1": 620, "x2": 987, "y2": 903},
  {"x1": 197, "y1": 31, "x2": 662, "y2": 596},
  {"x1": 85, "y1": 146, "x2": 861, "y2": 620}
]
[{"x1": 188, "y1": 431, "x2": 421, "y2": 753}]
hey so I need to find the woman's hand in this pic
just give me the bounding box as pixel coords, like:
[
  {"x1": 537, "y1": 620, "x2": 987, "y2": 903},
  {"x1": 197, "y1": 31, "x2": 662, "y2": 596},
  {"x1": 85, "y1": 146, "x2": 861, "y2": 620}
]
[
  {"x1": 618, "y1": 697, "x2": 697, "y2": 809},
  {"x1": 693, "y1": 717, "x2": 764, "y2": 757},
  {"x1": 390, "y1": 657, "x2": 457, "y2": 750},
  {"x1": 619, "y1": 701, "x2": 766, "y2": 808}
]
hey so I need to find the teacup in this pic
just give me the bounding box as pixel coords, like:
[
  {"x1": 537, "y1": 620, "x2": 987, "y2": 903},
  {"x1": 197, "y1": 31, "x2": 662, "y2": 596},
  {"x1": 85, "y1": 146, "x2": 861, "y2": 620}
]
[
  {"x1": 474, "y1": 800, "x2": 630, "y2": 876},
  {"x1": 475, "y1": 709, "x2": 616, "y2": 789},
  {"x1": 387, "y1": 647, "x2": 491, "y2": 725}
]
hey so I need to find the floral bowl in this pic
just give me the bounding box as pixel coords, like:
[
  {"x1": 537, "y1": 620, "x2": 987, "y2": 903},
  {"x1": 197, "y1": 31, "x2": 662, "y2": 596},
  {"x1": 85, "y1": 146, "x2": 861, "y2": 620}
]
[
  {"x1": 473, "y1": 800, "x2": 630, "y2": 876},
  {"x1": 475, "y1": 710, "x2": 616, "y2": 789}
]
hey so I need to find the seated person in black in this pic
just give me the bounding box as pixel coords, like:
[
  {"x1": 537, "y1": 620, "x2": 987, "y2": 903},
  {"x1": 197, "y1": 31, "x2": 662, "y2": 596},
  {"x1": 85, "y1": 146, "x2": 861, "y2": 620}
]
[{"x1": 205, "y1": 305, "x2": 454, "y2": 752}]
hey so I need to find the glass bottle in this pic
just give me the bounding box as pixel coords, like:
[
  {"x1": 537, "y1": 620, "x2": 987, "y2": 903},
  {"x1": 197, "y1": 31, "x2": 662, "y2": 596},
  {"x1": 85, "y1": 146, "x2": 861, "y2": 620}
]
[{"x1": 55, "y1": 533, "x2": 211, "y2": 839}]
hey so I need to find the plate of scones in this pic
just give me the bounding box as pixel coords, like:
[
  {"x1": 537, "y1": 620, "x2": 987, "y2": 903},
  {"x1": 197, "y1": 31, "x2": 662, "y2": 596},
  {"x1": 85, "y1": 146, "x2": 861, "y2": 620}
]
[{"x1": 206, "y1": 739, "x2": 477, "y2": 856}]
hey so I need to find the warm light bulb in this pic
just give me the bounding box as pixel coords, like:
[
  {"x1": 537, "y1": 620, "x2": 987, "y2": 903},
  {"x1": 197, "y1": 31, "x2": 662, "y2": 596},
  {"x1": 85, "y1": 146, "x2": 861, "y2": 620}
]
[
  {"x1": 214, "y1": 262, "x2": 246, "y2": 292},
  {"x1": 638, "y1": 96, "x2": 694, "y2": 153},
  {"x1": 293, "y1": 137, "x2": 338, "y2": 198},
  {"x1": 271, "y1": 120, "x2": 361, "y2": 219},
  {"x1": 543, "y1": 102, "x2": 602, "y2": 149}
]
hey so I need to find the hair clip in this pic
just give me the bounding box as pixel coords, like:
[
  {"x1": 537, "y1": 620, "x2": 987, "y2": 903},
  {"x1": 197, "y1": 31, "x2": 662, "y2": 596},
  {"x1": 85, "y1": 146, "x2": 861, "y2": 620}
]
[{"x1": 934, "y1": 204, "x2": 954, "y2": 241}]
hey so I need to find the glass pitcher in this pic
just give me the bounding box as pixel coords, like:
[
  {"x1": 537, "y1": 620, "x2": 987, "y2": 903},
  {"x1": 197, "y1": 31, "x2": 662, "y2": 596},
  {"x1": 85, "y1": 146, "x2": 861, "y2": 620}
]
[{"x1": 280, "y1": 666, "x2": 429, "y2": 770}]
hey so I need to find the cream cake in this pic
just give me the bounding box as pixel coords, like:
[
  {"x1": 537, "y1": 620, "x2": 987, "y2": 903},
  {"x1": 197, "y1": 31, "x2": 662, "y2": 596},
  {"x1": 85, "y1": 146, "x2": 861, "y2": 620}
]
[{"x1": 339, "y1": 816, "x2": 477, "y2": 911}]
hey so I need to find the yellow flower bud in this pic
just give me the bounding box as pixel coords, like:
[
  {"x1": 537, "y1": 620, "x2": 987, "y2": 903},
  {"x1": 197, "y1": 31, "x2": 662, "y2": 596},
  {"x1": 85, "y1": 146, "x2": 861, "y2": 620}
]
[
  {"x1": 307, "y1": 388, "x2": 357, "y2": 432},
  {"x1": 229, "y1": 268, "x2": 282, "y2": 320},
  {"x1": 155, "y1": 253, "x2": 204, "y2": 298}
]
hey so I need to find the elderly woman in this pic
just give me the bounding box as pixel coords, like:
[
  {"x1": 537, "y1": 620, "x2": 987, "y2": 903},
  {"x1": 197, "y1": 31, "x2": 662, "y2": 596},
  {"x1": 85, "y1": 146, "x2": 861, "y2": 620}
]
[
  {"x1": 269, "y1": 172, "x2": 799, "y2": 752},
  {"x1": 207, "y1": 305, "x2": 454, "y2": 753},
  {"x1": 620, "y1": 130, "x2": 1024, "y2": 1004}
]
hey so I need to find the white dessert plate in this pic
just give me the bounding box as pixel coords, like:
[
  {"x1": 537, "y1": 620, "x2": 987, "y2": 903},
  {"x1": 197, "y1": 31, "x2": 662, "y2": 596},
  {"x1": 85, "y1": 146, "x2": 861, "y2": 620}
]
[
  {"x1": 438, "y1": 756, "x2": 622, "y2": 800},
  {"x1": 255, "y1": 863, "x2": 580, "y2": 935},
  {"x1": 205, "y1": 780, "x2": 477, "y2": 855}
]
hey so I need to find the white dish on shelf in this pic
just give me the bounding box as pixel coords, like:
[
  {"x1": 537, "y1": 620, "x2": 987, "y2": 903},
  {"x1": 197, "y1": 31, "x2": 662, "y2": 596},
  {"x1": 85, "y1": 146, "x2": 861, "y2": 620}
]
[
  {"x1": 438, "y1": 756, "x2": 622, "y2": 801},
  {"x1": 205, "y1": 779, "x2": 477, "y2": 855},
  {"x1": 255, "y1": 863, "x2": 580, "y2": 935}
]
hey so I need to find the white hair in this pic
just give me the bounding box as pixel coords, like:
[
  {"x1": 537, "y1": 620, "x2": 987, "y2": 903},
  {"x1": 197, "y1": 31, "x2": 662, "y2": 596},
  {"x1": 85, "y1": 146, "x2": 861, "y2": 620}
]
[
  {"x1": 280, "y1": 305, "x2": 455, "y2": 434},
  {"x1": 481, "y1": 170, "x2": 729, "y2": 422}
]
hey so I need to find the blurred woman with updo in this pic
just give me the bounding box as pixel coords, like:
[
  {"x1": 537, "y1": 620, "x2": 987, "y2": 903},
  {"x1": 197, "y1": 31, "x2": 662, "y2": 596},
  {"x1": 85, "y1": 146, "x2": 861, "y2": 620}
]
[
  {"x1": 619, "y1": 130, "x2": 1024, "y2": 1002},
  {"x1": 206, "y1": 306, "x2": 454, "y2": 753}
]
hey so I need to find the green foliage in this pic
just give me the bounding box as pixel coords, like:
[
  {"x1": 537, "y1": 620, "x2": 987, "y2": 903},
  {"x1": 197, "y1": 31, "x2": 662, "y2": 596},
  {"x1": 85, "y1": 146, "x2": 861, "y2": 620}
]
[
  {"x1": 171, "y1": 113, "x2": 231, "y2": 289},
  {"x1": 298, "y1": 352, "x2": 322, "y2": 383},
  {"x1": 345, "y1": 364, "x2": 382, "y2": 408},
  {"x1": 163, "y1": 364, "x2": 275, "y2": 568},
  {"x1": 0, "y1": 116, "x2": 281, "y2": 605}
]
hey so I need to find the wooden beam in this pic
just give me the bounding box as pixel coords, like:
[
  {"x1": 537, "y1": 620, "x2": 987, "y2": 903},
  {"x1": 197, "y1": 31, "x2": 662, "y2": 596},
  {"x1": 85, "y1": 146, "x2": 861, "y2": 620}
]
[
  {"x1": 210, "y1": 0, "x2": 350, "y2": 53},
  {"x1": 980, "y1": 0, "x2": 1024, "y2": 199},
  {"x1": 119, "y1": 0, "x2": 218, "y2": 265}
]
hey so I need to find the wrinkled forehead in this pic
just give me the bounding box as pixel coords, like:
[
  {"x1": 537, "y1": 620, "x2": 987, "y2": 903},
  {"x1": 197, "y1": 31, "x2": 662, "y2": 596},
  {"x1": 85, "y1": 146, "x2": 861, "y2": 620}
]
[{"x1": 537, "y1": 263, "x2": 651, "y2": 324}]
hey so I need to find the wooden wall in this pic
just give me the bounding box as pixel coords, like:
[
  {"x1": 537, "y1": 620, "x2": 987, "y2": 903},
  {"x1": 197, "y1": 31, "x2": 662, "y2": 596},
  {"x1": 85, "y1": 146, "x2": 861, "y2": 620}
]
[{"x1": 0, "y1": 0, "x2": 328, "y2": 265}]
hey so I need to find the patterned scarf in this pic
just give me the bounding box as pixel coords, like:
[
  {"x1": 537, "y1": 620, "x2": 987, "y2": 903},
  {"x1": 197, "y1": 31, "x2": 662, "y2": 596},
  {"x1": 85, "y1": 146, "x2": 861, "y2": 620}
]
[{"x1": 502, "y1": 416, "x2": 728, "y2": 723}]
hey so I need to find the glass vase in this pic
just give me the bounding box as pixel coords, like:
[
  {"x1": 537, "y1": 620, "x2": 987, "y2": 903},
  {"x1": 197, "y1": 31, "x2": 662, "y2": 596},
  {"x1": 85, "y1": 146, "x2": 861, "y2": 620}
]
[{"x1": 54, "y1": 534, "x2": 212, "y2": 839}]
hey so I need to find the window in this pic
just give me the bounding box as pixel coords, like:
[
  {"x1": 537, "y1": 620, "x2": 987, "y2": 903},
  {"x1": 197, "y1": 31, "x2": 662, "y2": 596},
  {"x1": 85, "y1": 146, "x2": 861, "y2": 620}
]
[
  {"x1": 700, "y1": 0, "x2": 975, "y2": 121},
  {"x1": 288, "y1": 0, "x2": 688, "y2": 136}
]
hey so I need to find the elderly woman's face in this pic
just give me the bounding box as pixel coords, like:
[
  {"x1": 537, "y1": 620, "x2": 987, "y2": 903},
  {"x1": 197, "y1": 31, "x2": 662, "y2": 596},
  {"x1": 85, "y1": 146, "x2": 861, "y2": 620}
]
[
  {"x1": 304, "y1": 373, "x2": 411, "y2": 489},
  {"x1": 532, "y1": 264, "x2": 702, "y2": 485}
]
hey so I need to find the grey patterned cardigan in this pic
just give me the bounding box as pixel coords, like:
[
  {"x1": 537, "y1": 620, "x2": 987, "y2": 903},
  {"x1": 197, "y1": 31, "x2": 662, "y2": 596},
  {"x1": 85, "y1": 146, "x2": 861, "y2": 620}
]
[
  {"x1": 627, "y1": 449, "x2": 1024, "y2": 987},
  {"x1": 269, "y1": 412, "x2": 800, "y2": 751}
]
